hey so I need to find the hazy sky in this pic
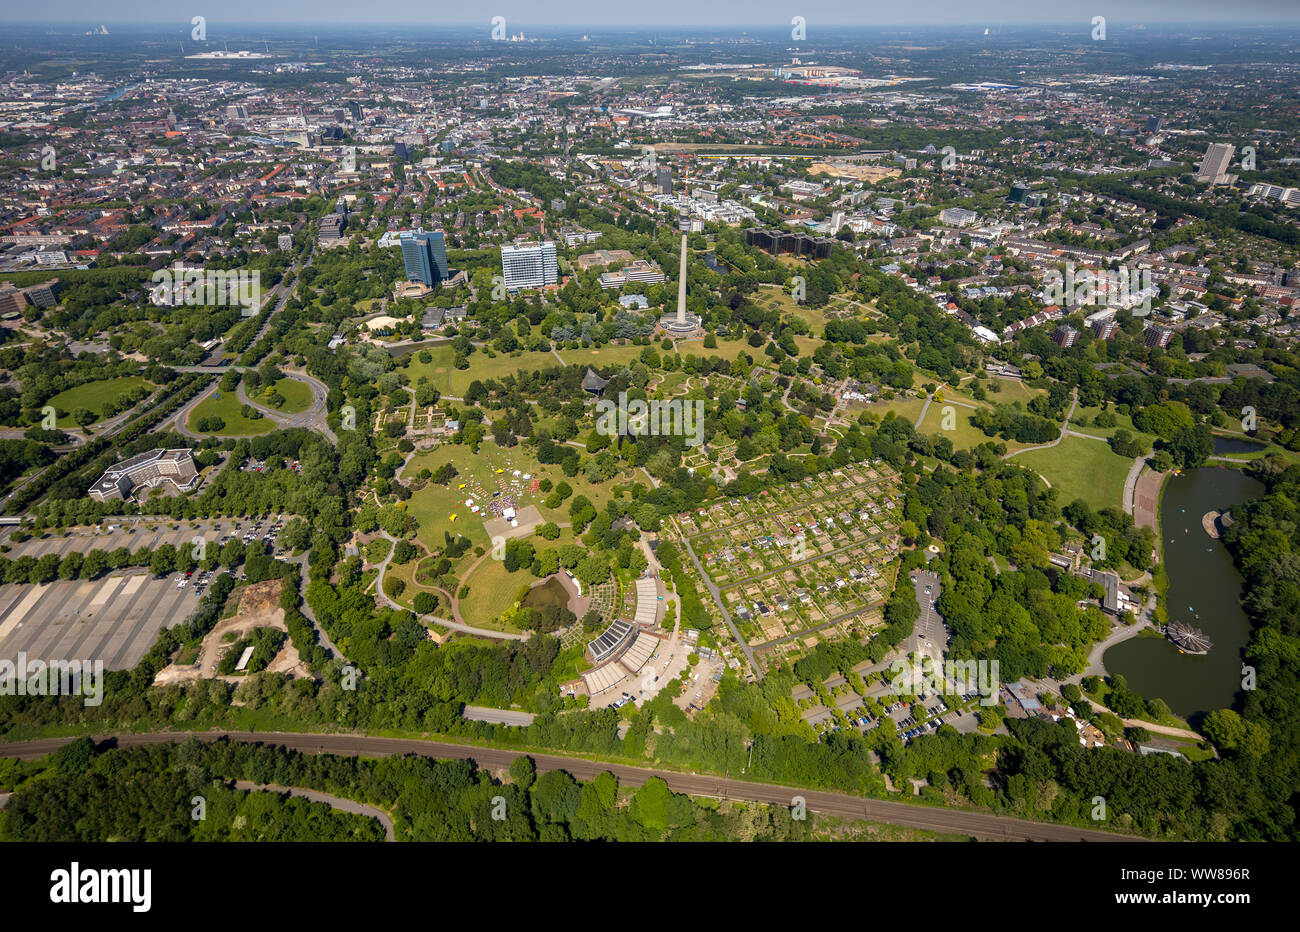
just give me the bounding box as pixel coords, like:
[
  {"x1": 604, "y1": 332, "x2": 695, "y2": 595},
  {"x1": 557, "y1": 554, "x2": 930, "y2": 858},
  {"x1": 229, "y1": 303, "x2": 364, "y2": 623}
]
[{"x1": 8, "y1": 1, "x2": 1300, "y2": 27}]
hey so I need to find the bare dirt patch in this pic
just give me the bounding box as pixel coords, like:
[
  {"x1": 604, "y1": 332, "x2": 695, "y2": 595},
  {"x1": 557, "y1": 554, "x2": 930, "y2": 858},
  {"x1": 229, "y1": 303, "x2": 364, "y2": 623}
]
[{"x1": 153, "y1": 578, "x2": 308, "y2": 687}]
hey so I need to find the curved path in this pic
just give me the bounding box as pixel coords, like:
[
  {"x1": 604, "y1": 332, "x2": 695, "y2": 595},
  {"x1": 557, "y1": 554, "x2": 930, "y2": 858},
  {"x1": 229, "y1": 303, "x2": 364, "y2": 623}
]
[
  {"x1": 232, "y1": 780, "x2": 394, "y2": 841},
  {"x1": 372, "y1": 531, "x2": 527, "y2": 641},
  {"x1": 0, "y1": 732, "x2": 1149, "y2": 843},
  {"x1": 1002, "y1": 387, "x2": 1079, "y2": 460},
  {"x1": 914, "y1": 390, "x2": 935, "y2": 430},
  {"x1": 1122, "y1": 455, "x2": 1147, "y2": 516}
]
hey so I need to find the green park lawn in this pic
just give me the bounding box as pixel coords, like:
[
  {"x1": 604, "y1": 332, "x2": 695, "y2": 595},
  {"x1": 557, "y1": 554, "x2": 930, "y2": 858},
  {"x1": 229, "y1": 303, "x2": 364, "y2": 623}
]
[
  {"x1": 754, "y1": 285, "x2": 828, "y2": 330},
  {"x1": 262, "y1": 377, "x2": 313, "y2": 414},
  {"x1": 400, "y1": 333, "x2": 835, "y2": 403},
  {"x1": 401, "y1": 345, "x2": 556, "y2": 398},
  {"x1": 979, "y1": 377, "x2": 1044, "y2": 407},
  {"x1": 1013, "y1": 435, "x2": 1133, "y2": 510},
  {"x1": 558, "y1": 342, "x2": 646, "y2": 369},
  {"x1": 398, "y1": 344, "x2": 459, "y2": 396},
  {"x1": 1069, "y1": 405, "x2": 1155, "y2": 446},
  {"x1": 457, "y1": 557, "x2": 531, "y2": 629},
  {"x1": 853, "y1": 394, "x2": 928, "y2": 427},
  {"x1": 187, "y1": 388, "x2": 274, "y2": 437},
  {"x1": 672, "y1": 335, "x2": 759, "y2": 361},
  {"x1": 402, "y1": 440, "x2": 619, "y2": 559},
  {"x1": 46, "y1": 376, "x2": 153, "y2": 426},
  {"x1": 654, "y1": 370, "x2": 689, "y2": 396},
  {"x1": 917, "y1": 399, "x2": 1032, "y2": 453}
]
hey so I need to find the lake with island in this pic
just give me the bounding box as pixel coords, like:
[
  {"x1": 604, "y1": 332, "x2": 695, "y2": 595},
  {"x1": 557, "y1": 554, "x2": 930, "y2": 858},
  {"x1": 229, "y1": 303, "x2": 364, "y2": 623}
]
[{"x1": 1103, "y1": 467, "x2": 1263, "y2": 719}]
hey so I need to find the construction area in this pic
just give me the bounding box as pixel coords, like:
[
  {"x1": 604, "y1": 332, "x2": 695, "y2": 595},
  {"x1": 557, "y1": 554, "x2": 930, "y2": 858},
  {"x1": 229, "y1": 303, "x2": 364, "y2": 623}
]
[{"x1": 153, "y1": 578, "x2": 306, "y2": 686}]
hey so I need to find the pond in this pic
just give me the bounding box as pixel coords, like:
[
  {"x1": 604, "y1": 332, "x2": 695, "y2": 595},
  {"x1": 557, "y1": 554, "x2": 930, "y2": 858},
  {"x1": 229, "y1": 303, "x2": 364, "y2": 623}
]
[
  {"x1": 1102, "y1": 467, "x2": 1263, "y2": 719},
  {"x1": 523, "y1": 576, "x2": 571, "y2": 613},
  {"x1": 1213, "y1": 435, "x2": 1267, "y2": 456}
]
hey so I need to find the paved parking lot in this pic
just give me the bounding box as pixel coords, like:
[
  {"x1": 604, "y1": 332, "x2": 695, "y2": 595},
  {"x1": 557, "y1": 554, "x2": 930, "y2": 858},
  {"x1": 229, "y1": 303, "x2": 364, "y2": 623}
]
[
  {"x1": 4, "y1": 515, "x2": 288, "y2": 562},
  {"x1": 0, "y1": 571, "x2": 202, "y2": 671},
  {"x1": 909, "y1": 570, "x2": 948, "y2": 663}
]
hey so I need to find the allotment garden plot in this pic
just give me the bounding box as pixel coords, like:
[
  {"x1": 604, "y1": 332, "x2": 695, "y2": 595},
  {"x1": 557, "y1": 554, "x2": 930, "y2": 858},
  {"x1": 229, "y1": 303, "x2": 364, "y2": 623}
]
[{"x1": 681, "y1": 461, "x2": 902, "y2": 649}]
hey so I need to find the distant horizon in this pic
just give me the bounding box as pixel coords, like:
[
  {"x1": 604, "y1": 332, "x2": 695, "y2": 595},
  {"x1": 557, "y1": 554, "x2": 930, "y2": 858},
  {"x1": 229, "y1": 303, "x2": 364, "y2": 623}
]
[
  {"x1": 8, "y1": 21, "x2": 1300, "y2": 28},
  {"x1": 4, "y1": 0, "x2": 1300, "y2": 29},
  {"x1": 7, "y1": 20, "x2": 1300, "y2": 28}
]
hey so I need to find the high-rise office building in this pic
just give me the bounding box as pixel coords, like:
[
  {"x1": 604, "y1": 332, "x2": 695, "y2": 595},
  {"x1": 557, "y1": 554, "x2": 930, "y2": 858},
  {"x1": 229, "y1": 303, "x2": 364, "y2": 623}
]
[
  {"x1": 347, "y1": 101, "x2": 362, "y2": 122},
  {"x1": 1195, "y1": 143, "x2": 1236, "y2": 185},
  {"x1": 400, "y1": 229, "x2": 450, "y2": 287},
  {"x1": 500, "y1": 241, "x2": 558, "y2": 291},
  {"x1": 1145, "y1": 116, "x2": 1163, "y2": 133},
  {"x1": 656, "y1": 166, "x2": 672, "y2": 195}
]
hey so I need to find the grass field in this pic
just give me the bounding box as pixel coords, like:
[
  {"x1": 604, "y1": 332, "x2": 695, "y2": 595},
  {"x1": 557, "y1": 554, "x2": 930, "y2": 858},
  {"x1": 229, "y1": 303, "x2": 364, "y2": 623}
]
[
  {"x1": 398, "y1": 331, "x2": 825, "y2": 402},
  {"x1": 403, "y1": 440, "x2": 619, "y2": 558},
  {"x1": 399, "y1": 344, "x2": 458, "y2": 396},
  {"x1": 852, "y1": 394, "x2": 928, "y2": 426},
  {"x1": 654, "y1": 371, "x2": 689, "y2": 396},
  {"x1": 1013, "y1": 435, "x2": 1132, "y2": 510},
  {"x1": 558, "y1": 343, "x2": 645, "y2": 369},
  {"x1": 673, "y1": 335, "x2": 755, "y2": 360},
  {"x1": 457, "y1": 557, "x2": 530, "y2": 629},
  {"x1": 46, "y1": 376, "x2": 153, "y2": 426},
  {"x1": 917, "y1": 400, "x2": 1033, "y2": 452},
  {"x1": 401, "y1": 346, "x2": 558, "y2": 398},
  {"x1": 1070, "y1": 405, "x2": 1154, "y2": 447},
  {"x1": 754, "y1": 285, "x2": 827, "y2": 331},
  {"x1": 263, "y1": 377, "x2": 313, "y2": 414},
  {"x1": 979, "y1": 377, "x2": 1044, "y2": 407},
  {"x1": 187, "y1": 388, "x2": 274, "y2": 437}
]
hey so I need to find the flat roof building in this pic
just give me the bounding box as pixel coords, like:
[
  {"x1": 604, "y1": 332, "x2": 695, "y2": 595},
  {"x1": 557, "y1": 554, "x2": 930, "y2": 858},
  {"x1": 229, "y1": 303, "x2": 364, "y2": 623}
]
[
  {"x1": 88, "y1": 448, "x2": 199, "y2": 502},
  {"x1": 501, "y1": 241, "x2": 558, "y2": 292}
]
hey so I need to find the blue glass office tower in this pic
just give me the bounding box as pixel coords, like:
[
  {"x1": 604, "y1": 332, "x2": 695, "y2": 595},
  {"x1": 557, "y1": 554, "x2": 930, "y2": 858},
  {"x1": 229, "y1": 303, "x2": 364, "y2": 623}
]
[{"x1": 400, "y1": 229, "x2": 449, "y2": 287}]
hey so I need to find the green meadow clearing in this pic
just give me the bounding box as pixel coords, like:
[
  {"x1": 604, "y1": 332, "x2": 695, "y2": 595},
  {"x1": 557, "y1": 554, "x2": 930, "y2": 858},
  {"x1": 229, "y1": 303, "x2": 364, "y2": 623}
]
[
  {"x1": 262, "y1": 377, "x2": 314, "y2": 414},
  {"x1": 45, "y1": 376, "x2": 153, "y2": 426},
  {"x1": 1013, "y1": 435, "x2": 1133, "y2": 511},
  {"x1": 917, "y1": 399, "x2": 1035, "y2": 453},
  {"x1": 187, "y1": 388, "x2": 274, "y2": 437}
]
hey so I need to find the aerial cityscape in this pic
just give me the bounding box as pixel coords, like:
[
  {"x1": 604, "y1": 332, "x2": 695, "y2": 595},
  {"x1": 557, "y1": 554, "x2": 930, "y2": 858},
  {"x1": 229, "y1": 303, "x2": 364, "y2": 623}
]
[{"x1": 0, "y1": 3, "x2": 1294, "y2": 886}]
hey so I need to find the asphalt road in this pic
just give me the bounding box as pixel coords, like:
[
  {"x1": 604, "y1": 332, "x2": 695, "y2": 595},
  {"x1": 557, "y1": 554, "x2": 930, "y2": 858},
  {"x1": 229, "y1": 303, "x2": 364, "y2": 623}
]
[
  {"x1": 235, "y1": 369, "x2": 335, "y2": 442},
  {"x1": 909, "y1": 569, "x2": 947, "y2": 664},
  {"x1": 0, "y1": 732, "x2": 1149, "y2": 842},
  {"x1": 462, "y1": 706, "x2": 536, "y2": 727}
]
